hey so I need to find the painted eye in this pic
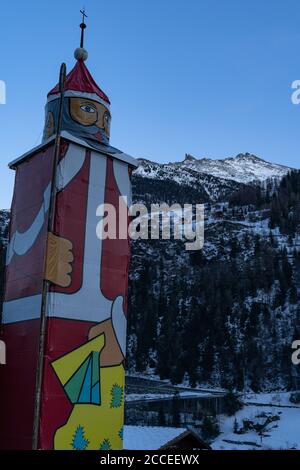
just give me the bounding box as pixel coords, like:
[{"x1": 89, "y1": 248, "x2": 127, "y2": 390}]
[
  {"x1": 80, "y1": 105, "x2": 96, "y2": 113},
  {"x1": 104, "y1": 113, "x2": 111, "y2": 125}
]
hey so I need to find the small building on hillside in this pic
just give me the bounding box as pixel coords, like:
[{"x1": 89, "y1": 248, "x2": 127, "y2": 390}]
[{"x1": 124, "y1": 426, "x2": 211, "y2": 450}]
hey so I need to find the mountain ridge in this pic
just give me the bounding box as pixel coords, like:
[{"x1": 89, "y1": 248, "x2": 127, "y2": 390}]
[{"x1": 135, "y1": 152, "x2": 294, "y2": 187}]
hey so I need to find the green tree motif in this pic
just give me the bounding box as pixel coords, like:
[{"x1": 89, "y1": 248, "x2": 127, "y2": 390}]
[
  {"x1": 110, "y1": 384, "x2": 123, "y2": 408},
  {"x1": 71, "y1": 425, "x2": 89, "y2": 450},
  {"x1": 118, "y1": 426, "x2": 124, "y2": 440},
  {"x1": 99, "y1": 439, "x2": 111, "y2": 450}
]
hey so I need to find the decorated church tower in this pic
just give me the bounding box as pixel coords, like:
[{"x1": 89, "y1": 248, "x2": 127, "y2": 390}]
[{"x1": 0, "y1": 13, "x2": 137, "y2": 450}]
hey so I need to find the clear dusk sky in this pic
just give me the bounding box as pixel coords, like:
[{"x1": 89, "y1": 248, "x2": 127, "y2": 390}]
[{"x1": 1, "y1": 0, "x2": 300, "y2": 208}]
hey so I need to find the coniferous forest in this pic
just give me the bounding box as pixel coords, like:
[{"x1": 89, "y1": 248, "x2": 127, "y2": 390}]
[{"x1": 127, "y1": 170, "x2": 300, "y2": 391}]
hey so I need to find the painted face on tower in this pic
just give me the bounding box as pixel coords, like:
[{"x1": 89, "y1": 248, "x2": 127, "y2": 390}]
[
  {"x1": 43, "y1": 97, "x2": 111, "y2": 149},
  {"x1": 69, "y1": 98, "x2": 111, "y2": 137},
  {"x1": 43, "y1": 59, "x2": 121, "y2": 153}
]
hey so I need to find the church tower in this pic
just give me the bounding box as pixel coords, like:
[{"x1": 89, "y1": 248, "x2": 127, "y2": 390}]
[{"x1": 0, "y1": 12, "x2": 137, "y2": 450}]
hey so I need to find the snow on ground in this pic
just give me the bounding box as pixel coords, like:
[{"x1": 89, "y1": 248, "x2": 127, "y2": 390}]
[
  {"x1": 212, "y1": 399, "x2": 300, "y2": 450},
  {"x1": 126, "y1": 372, "x2": 226, "y2": 394},
  {"x1": 244, "y1": 391, "x2": 300, "y2": 407},
  {"x1": 126, "y1": 391, "x2": 216, "y2": 402},
  {"x1": 124, "y1": 425, "x2": 187, "y2": 450}
]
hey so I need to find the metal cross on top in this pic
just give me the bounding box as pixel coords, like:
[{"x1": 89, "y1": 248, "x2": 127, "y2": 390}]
[
  {"x1": 79, "y1": 8, "x2": 88, "y2": 48},
  {"x1": 80, "y1": 8, "x2": 88, "y2": 24}
]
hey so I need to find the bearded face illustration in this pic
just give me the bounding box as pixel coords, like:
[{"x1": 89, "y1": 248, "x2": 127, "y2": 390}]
[
  {"x1": 42, "y1": 58, "x2": 120, "y2": 153},
  {"x1": 43, "y1": 96, "x2": 112, "y2": 150}
]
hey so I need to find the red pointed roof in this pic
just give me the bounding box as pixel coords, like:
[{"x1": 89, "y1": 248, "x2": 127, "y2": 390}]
[{"x1": 48, "y1": 59, "x2": 110, "y2": 105}]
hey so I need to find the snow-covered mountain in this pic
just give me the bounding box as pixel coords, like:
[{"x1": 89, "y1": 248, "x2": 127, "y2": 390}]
[
  {"x1": 135, "y1": 152, "x2": 293, "y2": 187},
  {"x1": 134, "y1": 157, "x2": 242, "y2": 202},
  {"x1": 183, "y1": 153, "x2": 292, "y2": 183}
]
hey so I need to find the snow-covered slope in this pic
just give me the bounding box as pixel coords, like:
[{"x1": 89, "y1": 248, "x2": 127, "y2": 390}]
[
  {"x1": 212, "y1": 393, "x2": 300, "y2": 450},
  {"x1": 182, "y1": 153, "x2": 292, "y2": 184},
  {"x1": 135, "y1": 153, "x2": 293, "y2": 186},
  {"x1": 134, "y1": 158, "x2": 243, "y2": 202}
]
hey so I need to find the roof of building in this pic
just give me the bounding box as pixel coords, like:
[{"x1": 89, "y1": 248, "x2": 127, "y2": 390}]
[
  {"x1": 8, "y1": 132, "x2": 138, "y2": 170},
  {"x1": 123, "y1": 425, "x2": 210, "y2": 450}
]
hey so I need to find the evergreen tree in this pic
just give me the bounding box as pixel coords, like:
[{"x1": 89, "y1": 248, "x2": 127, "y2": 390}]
[{"x1": 201, "y1": 414, "x2": 220, "y2": 441}]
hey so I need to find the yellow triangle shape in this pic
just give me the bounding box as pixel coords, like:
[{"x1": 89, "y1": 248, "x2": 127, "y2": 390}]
[{"x1": 51, "y1": 334, "x2": 105, "y2": 386}]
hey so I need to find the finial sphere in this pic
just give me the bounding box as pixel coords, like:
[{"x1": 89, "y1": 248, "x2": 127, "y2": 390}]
[{"x1": 74, "y1": 47, "x2": 88, "y2": 61}]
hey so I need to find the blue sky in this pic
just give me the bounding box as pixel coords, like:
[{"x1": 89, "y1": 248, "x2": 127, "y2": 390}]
[{"x1": 1, "y1": 0, "x2": 300, "y2": 208}]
